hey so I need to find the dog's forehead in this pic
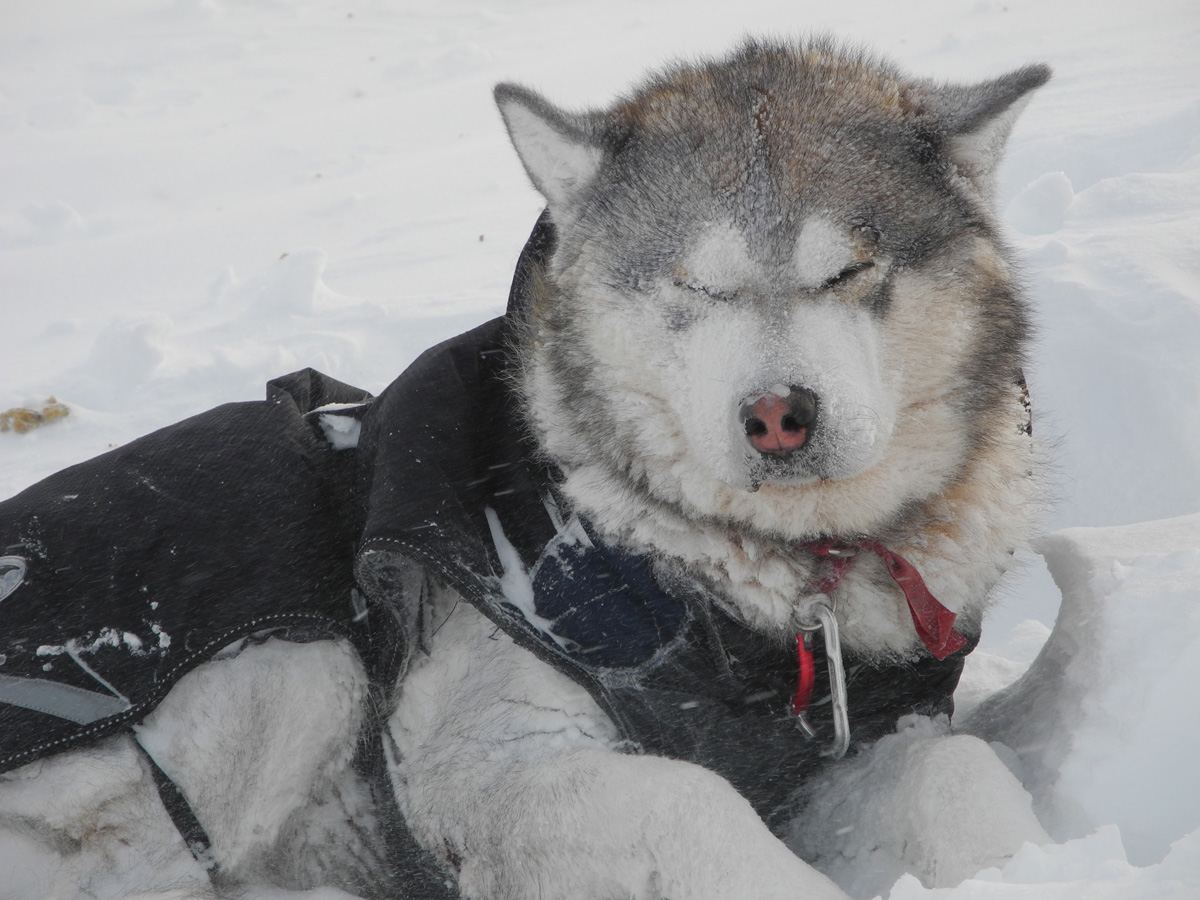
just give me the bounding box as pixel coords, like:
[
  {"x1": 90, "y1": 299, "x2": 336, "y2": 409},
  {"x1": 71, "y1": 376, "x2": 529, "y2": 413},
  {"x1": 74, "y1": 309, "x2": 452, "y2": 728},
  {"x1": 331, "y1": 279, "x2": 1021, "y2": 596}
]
[
  {"x1": 601, "y1": 51, "x2": 952, "y2": 262},
  {"x1": 615, "y1": 44, "x2": 910, "y2": 140}
]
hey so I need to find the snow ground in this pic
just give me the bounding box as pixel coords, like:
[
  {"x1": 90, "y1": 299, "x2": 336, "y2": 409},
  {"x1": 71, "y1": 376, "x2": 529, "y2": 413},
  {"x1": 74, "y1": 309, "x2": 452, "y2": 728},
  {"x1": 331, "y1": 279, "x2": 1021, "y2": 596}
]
[{"x1": 1, "y1": 0, "x2": 1198, "y2": 897}]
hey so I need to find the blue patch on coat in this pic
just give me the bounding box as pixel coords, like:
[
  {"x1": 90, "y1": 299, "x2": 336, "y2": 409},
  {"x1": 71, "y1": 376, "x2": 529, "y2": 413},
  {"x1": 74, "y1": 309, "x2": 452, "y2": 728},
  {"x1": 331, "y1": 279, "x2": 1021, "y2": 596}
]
[{"x1": 495, "y1": 513, "x2": 690, "y2": 670}]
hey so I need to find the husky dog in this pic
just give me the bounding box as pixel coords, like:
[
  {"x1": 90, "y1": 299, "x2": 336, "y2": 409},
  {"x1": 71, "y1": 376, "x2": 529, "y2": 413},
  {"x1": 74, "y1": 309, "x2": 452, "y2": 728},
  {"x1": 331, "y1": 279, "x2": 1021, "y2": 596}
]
[{"x1": 0, "y1": 39, "x2": 1049, "y2": 900}]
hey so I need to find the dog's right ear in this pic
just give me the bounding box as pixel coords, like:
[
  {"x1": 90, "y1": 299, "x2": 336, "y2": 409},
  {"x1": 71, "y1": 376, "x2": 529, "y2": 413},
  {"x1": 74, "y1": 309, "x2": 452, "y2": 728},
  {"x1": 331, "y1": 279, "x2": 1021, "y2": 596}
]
[{"x1": 495, "y1": 84, "x2": 603, "y2": 215}]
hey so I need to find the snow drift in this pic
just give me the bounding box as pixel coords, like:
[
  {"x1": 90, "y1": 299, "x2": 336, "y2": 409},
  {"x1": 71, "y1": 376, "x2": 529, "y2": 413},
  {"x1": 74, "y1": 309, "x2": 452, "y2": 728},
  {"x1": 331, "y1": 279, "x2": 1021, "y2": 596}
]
[{"x1": 967, "y1": 516, "x2": 1200, "y2": 870}]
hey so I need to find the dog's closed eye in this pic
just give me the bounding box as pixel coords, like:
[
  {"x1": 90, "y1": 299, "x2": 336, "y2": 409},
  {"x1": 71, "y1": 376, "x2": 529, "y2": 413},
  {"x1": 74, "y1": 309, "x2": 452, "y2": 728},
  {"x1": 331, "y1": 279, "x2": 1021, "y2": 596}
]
[
  {"x1": 672, "y1": 278, "x2": 737, "y2": 302},
  {"x1": 822, "y1": 260, "x2": 875, "y2": 290}
]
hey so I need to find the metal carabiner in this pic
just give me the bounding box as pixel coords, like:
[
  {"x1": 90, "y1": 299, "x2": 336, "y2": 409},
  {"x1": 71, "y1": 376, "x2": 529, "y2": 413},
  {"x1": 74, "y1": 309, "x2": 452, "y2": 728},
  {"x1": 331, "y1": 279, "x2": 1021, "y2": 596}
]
[
  {"x1": 812, "y1": 600, "x2": 850, "y2": 759},
  {"x1": 794, "y1": 597, "x2": 851, "y2": 758}
]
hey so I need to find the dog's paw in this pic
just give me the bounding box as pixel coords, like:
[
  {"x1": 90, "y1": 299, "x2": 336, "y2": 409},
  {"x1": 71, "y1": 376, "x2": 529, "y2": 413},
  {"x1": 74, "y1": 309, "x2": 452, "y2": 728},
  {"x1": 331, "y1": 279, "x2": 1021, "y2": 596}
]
[{"x1": 790, "y1": 718, "x2": 1047, "y2": 896}]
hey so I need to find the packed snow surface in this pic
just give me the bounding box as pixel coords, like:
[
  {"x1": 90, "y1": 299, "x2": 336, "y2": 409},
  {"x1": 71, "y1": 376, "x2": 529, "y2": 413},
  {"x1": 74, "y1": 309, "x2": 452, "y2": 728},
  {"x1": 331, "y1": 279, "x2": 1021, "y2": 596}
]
[{"x1": 2, "y1": 0, "x2": 1198, "y2": 897}]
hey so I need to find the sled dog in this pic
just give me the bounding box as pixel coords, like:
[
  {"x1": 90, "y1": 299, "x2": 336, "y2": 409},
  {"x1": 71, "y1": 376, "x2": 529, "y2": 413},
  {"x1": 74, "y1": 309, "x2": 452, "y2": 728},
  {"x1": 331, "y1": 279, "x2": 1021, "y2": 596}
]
[{"x1": 0, "y1": 39, "x2": 1050, "y2": 900}]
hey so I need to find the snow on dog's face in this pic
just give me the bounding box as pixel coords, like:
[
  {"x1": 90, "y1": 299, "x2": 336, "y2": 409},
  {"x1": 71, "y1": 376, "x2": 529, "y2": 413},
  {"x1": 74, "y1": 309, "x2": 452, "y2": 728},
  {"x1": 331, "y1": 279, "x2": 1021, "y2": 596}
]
[
  {"x1": 498, "y1": 39, "x2": 1047, "y2": 539},
  {"x1": 652, "y1": 218, "x2": 895, "y2": 490}
]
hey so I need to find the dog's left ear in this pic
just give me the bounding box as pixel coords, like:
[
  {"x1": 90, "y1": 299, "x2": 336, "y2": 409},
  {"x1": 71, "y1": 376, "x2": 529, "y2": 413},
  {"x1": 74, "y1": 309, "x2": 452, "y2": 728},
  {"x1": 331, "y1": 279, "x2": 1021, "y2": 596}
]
[
  {"x1": 495, "y1": 83, "x2": 604, "y2": 217},
  {"x1": 922, "y1": 64, "x2": 1051, "y2": 196}
]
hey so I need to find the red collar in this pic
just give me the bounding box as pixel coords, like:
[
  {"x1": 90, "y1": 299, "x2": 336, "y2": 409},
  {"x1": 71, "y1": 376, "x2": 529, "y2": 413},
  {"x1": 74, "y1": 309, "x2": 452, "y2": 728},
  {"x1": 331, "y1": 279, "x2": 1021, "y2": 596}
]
[{"x1": 798, "y1": 539, "x2": 967, "y2": 660}]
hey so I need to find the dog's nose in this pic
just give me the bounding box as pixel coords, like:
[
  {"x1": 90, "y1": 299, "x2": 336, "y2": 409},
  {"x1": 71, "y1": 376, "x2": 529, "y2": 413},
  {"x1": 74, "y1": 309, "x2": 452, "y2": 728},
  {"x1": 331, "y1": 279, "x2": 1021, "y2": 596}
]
[{"x1": 740, "y1": 386, "x2": 818, "y2": 456}]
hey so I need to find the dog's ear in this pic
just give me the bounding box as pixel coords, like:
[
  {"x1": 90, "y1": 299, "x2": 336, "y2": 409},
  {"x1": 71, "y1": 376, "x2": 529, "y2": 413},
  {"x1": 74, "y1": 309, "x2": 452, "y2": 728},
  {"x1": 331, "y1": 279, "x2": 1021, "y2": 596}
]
[
  {"x1": 921, "y1": 64, "x2": 1051, "y2": 197},
  {"x1": 495, "y1": 83, "x2": 604, "y2": 215}
]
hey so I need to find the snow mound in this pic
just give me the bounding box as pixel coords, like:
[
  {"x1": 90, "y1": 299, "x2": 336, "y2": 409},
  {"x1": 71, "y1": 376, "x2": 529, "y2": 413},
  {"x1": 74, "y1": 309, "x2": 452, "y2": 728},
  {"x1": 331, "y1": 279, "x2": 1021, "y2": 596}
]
[
  {"x1": 965, "y1": 514, "x2": 1200, "y2": 870},
  {"x1": 889, "y1": 825, "x2": 1200, "y2": 900}
]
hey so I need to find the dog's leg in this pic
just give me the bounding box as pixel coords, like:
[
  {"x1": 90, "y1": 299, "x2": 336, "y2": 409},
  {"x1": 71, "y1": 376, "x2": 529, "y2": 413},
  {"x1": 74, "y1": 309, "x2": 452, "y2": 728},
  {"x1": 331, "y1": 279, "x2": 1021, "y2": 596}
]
[
  {"x1": 0, "y1": 636, "x2": 378, "y2": 899},
  {"x1": 136, "y1": 636, "x2": 382, "y2": 891},
  {"x1": 388, "y1": 590, "x2": 849, "y2": 900},
  {"x1": 789, "y1": 716, "x2": 1048, "y2": 898},
  {"x1": 0, "y1": 733, "x2": 216, "y2": 899}
]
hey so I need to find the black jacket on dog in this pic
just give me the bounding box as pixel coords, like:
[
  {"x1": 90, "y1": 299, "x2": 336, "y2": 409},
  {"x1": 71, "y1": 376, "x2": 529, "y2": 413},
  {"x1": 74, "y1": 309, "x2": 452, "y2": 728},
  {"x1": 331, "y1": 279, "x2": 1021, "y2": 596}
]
[{"x1": 0, "y1": 218, "x2": 973, "y2": 890}]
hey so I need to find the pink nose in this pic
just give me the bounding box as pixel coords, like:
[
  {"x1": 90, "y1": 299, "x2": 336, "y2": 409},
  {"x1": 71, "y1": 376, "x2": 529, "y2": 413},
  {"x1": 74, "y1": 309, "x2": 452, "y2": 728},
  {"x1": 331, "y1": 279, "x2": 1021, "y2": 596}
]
[{"x1": 740, "y1": 387, "x2": 818, "y2": 456}]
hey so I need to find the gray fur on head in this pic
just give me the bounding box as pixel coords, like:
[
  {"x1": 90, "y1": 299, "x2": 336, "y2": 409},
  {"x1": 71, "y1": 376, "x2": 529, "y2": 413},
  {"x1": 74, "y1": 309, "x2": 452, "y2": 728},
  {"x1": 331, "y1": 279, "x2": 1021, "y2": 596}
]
[{"x1": 496, "y1": 38, "x2": 1050, "y2": 228}]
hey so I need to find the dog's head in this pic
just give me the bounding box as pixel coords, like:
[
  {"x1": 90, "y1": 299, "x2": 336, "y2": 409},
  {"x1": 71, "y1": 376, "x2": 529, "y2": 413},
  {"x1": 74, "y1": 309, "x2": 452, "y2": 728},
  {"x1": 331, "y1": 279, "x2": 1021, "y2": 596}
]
[{"x1": 497, "y1": 40, "x2": 1047, "y2": 538}]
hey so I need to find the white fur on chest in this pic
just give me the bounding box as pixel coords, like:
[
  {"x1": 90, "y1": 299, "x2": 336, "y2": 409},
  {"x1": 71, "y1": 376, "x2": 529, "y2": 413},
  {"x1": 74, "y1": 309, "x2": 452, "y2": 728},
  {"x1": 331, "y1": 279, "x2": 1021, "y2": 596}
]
[{"x1": 542, "y1": 373, "x2": 1038, "y2": 660}]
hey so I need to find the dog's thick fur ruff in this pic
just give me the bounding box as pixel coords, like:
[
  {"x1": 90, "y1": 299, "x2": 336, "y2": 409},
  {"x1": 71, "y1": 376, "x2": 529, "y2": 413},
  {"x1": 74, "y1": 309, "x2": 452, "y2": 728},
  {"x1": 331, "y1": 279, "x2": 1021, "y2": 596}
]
[{"x1": 0, "y1": 39, "x2": 1051, "y2": 900}]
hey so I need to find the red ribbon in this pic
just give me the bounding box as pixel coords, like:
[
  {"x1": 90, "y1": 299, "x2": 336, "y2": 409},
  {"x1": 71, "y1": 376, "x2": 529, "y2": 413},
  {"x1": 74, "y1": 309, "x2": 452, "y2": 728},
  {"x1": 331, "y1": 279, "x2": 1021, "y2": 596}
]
[
  {"x1": 791, "y1": 632, "x2": 817, "y2": 716},
  {"x1": 799, "y1": 540, "x2": 967, "y2": 661}
]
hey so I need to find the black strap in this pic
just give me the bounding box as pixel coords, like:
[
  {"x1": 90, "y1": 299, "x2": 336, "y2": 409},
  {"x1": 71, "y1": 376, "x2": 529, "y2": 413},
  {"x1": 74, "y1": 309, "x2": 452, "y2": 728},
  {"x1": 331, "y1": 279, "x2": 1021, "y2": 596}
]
[{"x1": 134, "y1": 738, "x2": 220, "y2": 878}]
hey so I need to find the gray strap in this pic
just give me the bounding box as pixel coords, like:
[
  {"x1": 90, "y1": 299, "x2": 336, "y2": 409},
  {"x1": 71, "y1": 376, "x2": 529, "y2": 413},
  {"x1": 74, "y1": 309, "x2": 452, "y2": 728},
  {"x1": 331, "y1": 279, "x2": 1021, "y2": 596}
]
[{"x1": 0, "y1": 673, "x2": 131, "y2": 724}]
